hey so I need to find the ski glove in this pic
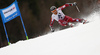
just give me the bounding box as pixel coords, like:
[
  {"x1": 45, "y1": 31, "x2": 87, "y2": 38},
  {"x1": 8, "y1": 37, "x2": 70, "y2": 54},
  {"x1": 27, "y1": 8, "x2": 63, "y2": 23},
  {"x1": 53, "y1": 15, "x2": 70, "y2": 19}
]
[
  {"x1": 73, "y1": 2, "x2": 77, "y2": 6},
  {"x1": 49, "y1": 25, "x2": 55, "y2": 32},
  {"x1": 51, "y1": 28, "x2": 55, "y2": 32},
  {"x1": 66, "y1": 2, "x2": 77, "y2": 6}
]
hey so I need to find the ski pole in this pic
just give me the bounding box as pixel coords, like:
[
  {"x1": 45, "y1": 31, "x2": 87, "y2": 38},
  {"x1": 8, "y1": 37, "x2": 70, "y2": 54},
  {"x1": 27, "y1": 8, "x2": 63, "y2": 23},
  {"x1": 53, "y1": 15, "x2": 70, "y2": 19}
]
[{"x1": 76, "y1": 5, "x2": 80, "y2": 12}]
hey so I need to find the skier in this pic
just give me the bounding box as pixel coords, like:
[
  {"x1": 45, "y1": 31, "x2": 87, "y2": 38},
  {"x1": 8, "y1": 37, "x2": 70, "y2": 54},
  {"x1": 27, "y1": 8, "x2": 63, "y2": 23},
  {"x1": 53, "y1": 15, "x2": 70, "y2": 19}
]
[{"x1": 49, "y1": 2, "x2": 87, "y2": 32}]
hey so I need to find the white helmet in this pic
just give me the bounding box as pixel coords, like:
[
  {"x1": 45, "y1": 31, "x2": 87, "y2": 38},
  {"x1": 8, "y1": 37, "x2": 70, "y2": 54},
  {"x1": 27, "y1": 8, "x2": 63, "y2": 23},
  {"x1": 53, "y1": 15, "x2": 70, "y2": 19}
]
[{"x1": 50, "y1": 6, "x2": 57, "y2": 11}]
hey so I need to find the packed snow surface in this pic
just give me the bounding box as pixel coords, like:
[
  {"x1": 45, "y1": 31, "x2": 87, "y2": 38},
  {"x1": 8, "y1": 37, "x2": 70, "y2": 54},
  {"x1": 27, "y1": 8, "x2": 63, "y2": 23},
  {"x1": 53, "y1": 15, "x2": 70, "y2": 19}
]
[{"x1": 0, "y1": 12, "x2": 100, "y2": 55}]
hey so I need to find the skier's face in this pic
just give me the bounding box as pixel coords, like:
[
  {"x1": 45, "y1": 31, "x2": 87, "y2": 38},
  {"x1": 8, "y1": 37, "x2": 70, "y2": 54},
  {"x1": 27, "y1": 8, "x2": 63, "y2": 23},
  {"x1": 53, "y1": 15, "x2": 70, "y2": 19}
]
[{"x1": 51, "y1": 9, "x2": 57, "y2": 15}]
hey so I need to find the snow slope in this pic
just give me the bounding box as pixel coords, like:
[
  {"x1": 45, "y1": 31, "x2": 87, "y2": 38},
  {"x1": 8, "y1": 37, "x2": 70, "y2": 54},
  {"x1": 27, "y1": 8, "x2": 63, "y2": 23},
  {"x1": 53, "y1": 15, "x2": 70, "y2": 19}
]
[{"x1": 0, "y1": 12, "x2": 100, "y2": 55}]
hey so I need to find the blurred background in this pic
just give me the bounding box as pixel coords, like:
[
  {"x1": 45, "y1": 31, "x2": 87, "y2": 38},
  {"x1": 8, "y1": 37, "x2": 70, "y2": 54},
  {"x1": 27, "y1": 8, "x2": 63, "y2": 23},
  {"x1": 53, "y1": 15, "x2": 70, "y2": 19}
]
[{"x1": 0, "y1": 0, "x2": 99, "y2": 48}]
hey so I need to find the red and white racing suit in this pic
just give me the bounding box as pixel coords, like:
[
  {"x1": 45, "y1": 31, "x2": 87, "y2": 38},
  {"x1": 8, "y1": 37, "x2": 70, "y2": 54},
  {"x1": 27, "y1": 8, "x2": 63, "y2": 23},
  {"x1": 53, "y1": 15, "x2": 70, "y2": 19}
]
[{"x1": 50, "y1": 3, "x2": 82, "y2": 27}]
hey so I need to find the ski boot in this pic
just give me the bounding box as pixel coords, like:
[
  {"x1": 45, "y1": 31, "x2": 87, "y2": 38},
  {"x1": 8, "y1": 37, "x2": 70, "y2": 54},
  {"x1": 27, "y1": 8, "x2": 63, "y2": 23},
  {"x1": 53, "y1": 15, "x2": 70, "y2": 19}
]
[
  {"x1": 81, "y1": 19, "x2": 89, "y2": 24},
  {"x1": 68, "y1": 22, "x2": 74, "y2": 27}
]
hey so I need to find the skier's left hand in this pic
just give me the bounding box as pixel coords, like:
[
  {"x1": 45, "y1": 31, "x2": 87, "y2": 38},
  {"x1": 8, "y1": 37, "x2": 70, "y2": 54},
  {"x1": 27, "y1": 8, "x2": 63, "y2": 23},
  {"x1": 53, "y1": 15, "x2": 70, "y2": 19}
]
[
  {"x1": 51, "y1": 28, "x2": 55, "y2": 32},
  {"x1": 73, "y1": 2, "x2": 77, "y2": 6},
  {"x1": 49, "y1": 25, "x2": 55, "y2": 32}
]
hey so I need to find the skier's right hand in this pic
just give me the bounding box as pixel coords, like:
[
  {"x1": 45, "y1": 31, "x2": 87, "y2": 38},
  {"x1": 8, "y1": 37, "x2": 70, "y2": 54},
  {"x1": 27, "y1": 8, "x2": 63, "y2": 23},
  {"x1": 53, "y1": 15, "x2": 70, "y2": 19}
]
[{"x1": 73, "y1": 2, "x2": 77, "y2": 6}]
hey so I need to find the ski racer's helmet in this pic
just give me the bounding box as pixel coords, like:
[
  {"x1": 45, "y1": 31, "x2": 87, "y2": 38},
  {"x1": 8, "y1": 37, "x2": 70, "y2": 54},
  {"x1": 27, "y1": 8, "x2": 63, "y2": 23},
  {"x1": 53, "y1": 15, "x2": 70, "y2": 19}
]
[{"x1": 50, "y1": 6, "x2": 57, "y2": 11}]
